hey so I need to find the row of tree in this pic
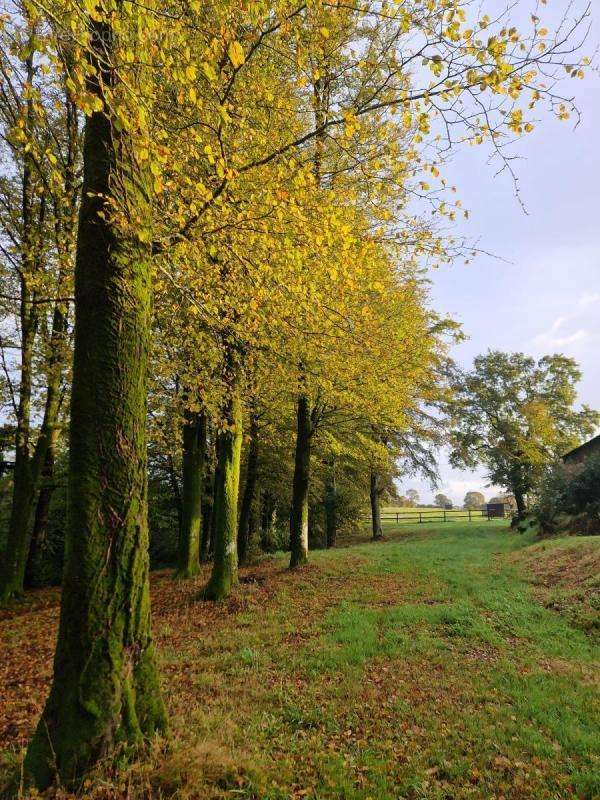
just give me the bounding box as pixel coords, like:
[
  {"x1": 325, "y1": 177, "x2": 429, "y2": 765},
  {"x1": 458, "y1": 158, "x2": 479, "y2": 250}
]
[{"x1": 0, "y1": 0, "x2": 593, "y2": 790}]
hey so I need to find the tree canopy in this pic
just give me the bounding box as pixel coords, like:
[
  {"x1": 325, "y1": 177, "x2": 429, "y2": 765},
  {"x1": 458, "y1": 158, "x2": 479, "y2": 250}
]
[{"x1": 450, "y1": 352, "x2": 598, "y2": 516}]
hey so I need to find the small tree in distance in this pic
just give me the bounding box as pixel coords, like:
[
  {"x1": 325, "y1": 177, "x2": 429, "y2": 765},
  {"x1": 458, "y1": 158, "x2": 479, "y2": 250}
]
[
  {"x1": 464, "y1": 491, "x2": 486, "y2": 510},
  {"x1": 406, "y1": 489, "x2": 420, "y2": 507},
  {"x1": 435, "y1": 493, "x2": 452, "y2": 508}
]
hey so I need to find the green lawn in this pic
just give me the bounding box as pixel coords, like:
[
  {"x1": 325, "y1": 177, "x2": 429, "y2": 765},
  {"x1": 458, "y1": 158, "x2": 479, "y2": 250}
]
[{"x1": 1, "y1": 522, "x2": 598, "y2": 799}]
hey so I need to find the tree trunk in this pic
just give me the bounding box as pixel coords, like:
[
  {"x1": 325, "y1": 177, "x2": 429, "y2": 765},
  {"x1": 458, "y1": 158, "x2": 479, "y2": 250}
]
[
  {"x1": 0, "y1": 312, "x2": 64, "y2": 601},
  {"x1": 260, "y1": 490, "x2": 276, "y2": 551},
  {"x1": 248, "y1": 483, "x2": 259, "y2": 549},
  {"x1": 24, "y1": 433, "x2": 58, "y2": 588},
  {"x1": 514, "y1": 488, "x2": 526, "y2": 521},
  {"x1": 200, "y1": 465, "x2": 214, "y2": 563},
  {"x1": 289, "y1": 394, "x2": 311, "y2": 568},
  {"x1": 202, "y1": 386, "x2": 242, "y2": 600},
  {"x1": 175, "y1": 410, "x2": 206, "y2": 578},
  {"x1": 0, "y1": 450, "x2": 36, "y2": 601},
  {"x1": 324, "y1": 469, "x2": 337, "y2": 549},
  {"x1": 370, "y1": 471, "x2": 383, "y2": 540},
  {"x1": 24, "y1": 13, "x2": 166, "y2": 788},
  {"x1": 237, "y1": 415, "x2": 259, "y2": 567},
  {"x1": 0, "y1": 40, "x2": 38, "y2": 603},
  {"x1": 208, "y1": 452, "x2": 220, "y2": 558},
  {"x1": 167, "y1": 453, "x2": 183, "y2": 538}
]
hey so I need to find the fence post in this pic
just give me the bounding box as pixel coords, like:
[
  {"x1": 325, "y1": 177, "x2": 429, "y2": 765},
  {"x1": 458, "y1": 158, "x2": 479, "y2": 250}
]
[
  {"x1": 419, "y1": 512, "x2": 422, "y2": 524},
  {"x1": 443, "y1": 509, "x2": 446, "y2": 522},
  {"x1": 396, "y1": 512, "x2": 399, "y2": 524},
  {"x1": 469, "y1": 509, "x2": 471, "y2": 522}
]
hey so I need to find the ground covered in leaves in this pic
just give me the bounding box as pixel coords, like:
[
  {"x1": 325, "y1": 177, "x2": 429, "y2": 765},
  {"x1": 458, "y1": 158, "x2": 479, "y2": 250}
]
[{"x1": 1, "y1": 522, "x2": 599, "y2": 799}]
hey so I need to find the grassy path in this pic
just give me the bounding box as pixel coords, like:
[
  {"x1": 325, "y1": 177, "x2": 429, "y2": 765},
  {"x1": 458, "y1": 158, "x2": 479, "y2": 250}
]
[{"x1": 1, "y1": 523, "x2": 598, "y2": 799}]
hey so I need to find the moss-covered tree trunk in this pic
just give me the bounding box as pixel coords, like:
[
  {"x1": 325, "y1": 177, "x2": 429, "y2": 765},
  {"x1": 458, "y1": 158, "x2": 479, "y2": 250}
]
[
  {"x1": 208, "y1": 447, "x2": 220, "y2": 559},
  {"x1": 167, "y1": 453, "x2": 183, "y2": 537},
  {"x1": 237, "y1": 414, "x2": 259, "y2": 567},
  {"x1": 324, "y1": 468, "x2": 337, "y2": 549},
  {"x1": 24, "y1": 431, "x2": 59, "y2": 588},
  {"x1": 248, "y1": 484, "x2": 259, "y2": 547},
  {"x1": 370, "y1": 471, "x2": 383, "y2": 540},
  {"x1": 260, "y1": 490, "x2": 276, "y2": 551},
  {"x1": 202, "y1": 384, "x2": 242, "y2": 600},
  {"x1": 175, "y1": 410, "x2": 206, "y2": 578},
  {"x1": 0, "y1": 442, "x2": 36, "y2": 601},
  {"x1": 200, "y1": 463, "x2": 214, "y2": 563},
  {"x1": 289, "y1": 394, "x2": 312, "y2": 568},
  {"x1": 0, "y1": 318, "x2": 64, "y2": 602},
  {"x1": 24, "y1": 12, "x2": 166, "y2": 789}
]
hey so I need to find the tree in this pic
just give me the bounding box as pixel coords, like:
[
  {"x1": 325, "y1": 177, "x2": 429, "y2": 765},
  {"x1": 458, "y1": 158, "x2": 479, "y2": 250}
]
[
  {"x1": 0, "y1": 10, "x2": 79, "y2": 602},
  {"x1": 237, "y1": 410, "x2": 260, "y2": 566},
  {"x1": 435, "y1": 493, "x2": 451, "y2": 508},
  {"x1": 24, "y1": 6, "x2": 167, "y2": 787},
  {"x1": 289, "y1": 391, "x2": 316, "y2": 566},
  {"x1": 464, "y1": 491, "x2": 485, "y2": 510},
  {"x1": 175, "y1": 409, "x2": 207, "y2": 578},
  {"x1": 406, "y1": 489, "x2": 420, "y2": 507},
  {"x1": 450, "y1": 352, "x2": 598, "y2": 519},
  {"x1": 203, "y1": 372, "x2": 243, "y2": 599}
]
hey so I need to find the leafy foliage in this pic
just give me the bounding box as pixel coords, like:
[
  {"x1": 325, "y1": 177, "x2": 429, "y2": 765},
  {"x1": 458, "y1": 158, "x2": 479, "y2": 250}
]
[
  {"x1": 450, "y1": 352, "x2": 598, "y2": 513},
  {"x1": 464, "y1": 491, "x2": 485, "y2": 510}
]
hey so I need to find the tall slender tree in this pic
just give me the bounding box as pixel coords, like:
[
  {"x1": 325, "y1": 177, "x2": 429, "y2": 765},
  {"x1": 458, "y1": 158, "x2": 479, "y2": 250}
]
[
  {"x1": 175, "y1": 407, "x2": 206, "y2": 578},
  {"x1": 24, "y1": 6, "x2": 166, "y2": 786},
  {"x1": 0, "y1": 12, "x2": 78, "y2": 602}
]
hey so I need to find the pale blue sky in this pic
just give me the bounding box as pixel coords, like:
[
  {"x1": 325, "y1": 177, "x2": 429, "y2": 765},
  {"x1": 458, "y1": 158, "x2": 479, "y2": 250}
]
[{"x1": 402, "y1": 5, "x2": 599, "y2": 505}]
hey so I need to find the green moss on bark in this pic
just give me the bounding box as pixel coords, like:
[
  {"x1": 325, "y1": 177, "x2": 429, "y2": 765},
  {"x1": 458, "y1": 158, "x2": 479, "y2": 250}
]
[
  {"x1": 23, "y1": 14, "x2": 166, "y2": 789},
  {"x1": 175, "y1": 410, "x2": 206, "y2": 578},
  {"x1": 202, "y1": 385, "x2": 242, "y2": 601},
  {"x1": 237, "y1": 415, "x2": 259, "y2": 567}
]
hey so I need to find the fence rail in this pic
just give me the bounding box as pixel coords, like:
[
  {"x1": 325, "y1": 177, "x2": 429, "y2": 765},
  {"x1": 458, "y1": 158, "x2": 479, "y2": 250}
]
[{"x1": 372, "y1": 508, "x2": 505, "y2": 525}]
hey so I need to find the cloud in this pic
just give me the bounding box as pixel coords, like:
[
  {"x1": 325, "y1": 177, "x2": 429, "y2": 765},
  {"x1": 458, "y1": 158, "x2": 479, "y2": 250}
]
[
  {"x1": 533, "y1": 327, "x2": 590, "y2": 350},
  {"x1": 579, "y1": 292, "x2": 600, "y2": 307},
  {"x1": 550, "y1": 316, "x2": 566, "y2": 332},
  {"x1": 446, "y1": 478, "x2": 497, "y2": 498}
]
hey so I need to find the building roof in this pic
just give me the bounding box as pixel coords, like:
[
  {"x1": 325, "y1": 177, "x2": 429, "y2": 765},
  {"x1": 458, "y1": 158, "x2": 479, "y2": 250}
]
[{"x1": 562, "y1": 434, "x2": 600, "y2": 462}]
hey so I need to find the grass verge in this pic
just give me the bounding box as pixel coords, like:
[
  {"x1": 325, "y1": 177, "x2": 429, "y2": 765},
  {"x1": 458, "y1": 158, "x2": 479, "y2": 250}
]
[{"x1": 1, "y1": 522, "x2": 598, "y2": 799}]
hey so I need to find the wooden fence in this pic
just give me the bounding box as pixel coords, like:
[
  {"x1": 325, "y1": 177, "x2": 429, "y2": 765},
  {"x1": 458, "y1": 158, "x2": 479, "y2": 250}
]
[{"x1": 374, "y1": 508, "x2": 505, "y2": 525}]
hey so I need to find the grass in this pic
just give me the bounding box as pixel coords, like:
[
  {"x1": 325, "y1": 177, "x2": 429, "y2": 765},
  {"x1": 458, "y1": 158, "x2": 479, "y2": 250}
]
[{"x1": 1, "y1": 521, "x2": 598, "y2": 799}]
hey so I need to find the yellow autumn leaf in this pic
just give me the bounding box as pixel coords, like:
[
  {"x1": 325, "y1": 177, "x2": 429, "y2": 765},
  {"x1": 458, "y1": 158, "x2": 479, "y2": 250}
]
[{"x1": 227, "y1": 41, "x2": 245, "y2": 69}]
